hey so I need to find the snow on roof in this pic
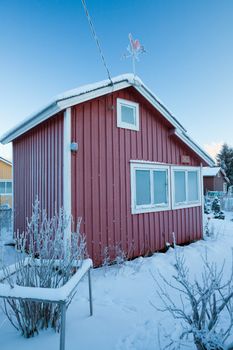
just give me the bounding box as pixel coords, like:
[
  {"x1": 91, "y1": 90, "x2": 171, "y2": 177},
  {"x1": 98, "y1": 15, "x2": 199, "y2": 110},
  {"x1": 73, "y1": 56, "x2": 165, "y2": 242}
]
[
  {"x1": 56, "y1": 74, "x2": 141, "y2": 101},
  {"x1": 0, "y1": 156, "x2": 12, "y2": 166},
  {"x1": 0, "y1": 73, "x2": 215, "y2": 166},
  {"x1": 202, "y1": 167, "x2": 225, "y2": 177}
]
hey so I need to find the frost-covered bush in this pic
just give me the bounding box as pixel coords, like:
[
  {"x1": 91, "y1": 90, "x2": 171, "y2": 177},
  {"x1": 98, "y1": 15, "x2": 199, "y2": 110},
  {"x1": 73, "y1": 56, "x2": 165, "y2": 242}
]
[
  {"x1": 1, "y1": 198, "x2": 87, "y2": 338},
  {"x1": 0, "y1": 208, "x2": 12, "y2": 236},
  {"x1": 101, "y1": 243, "x2": 127, "y2": 272},
  {"x1": 114, "y1": 243, "x2": 126, "y2": 268},
  {"x1": 155, "y1": 248, "x2": 233, "y2": 350},
  {"x1": 204, "y1": 217, "x2": 216, "y2": 239}
]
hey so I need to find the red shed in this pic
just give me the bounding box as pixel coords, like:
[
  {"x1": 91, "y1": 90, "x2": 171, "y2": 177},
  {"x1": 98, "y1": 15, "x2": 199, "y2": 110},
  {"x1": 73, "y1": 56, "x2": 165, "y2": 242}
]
[
  {"x1": 203, "y1": 167, "x2": 229, "y2": 194},
  {"x1": 0, "y1": 74, "x2": 214, "y2": 265}
]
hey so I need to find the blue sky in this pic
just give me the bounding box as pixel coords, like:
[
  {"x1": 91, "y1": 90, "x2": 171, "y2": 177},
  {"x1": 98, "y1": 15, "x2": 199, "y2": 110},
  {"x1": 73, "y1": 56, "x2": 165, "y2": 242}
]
[{"x1": 0, "y1": 0, "x2": 233, "y2": 160}]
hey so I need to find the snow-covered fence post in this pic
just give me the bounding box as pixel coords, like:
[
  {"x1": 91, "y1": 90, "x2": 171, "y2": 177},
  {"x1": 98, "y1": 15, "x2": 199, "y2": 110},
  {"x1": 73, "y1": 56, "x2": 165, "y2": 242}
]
[
  {"x1": 60, "y1": 302, "x2": 67, "y2": 350},
  {"x1": 0, "y1": 258, "x2": 93, "y2": 350},
  {"x1": 0, "y1": 199, "x2": 91, "y2": 348},
  {"x1": 88, "y1": 268, "x2": 93, "y2": 316}
]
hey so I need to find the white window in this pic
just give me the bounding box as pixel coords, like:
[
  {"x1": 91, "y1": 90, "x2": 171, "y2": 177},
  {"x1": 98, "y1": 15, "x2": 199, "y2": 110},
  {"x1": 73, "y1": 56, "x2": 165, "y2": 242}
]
[
  {"x1": 117, "y1": 98, "x2": 139, "y2": 131},
  {"x1": 0, "y1": 180, "x2": 12, "y2": 195},
  {"x1": 131, "y1": 162, "x2": 170, "y2": 214},
  {"x1": 171, "y1": 167, "x2": 201, "y2": 209}
]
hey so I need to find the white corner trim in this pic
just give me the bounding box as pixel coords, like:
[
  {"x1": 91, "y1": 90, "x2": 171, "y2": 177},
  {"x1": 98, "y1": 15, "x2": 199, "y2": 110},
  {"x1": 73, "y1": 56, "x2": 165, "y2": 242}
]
[
  {"x1": 63, "y1": 108, "x2": 72, "y2": 241},
  {"x1": 200, "y1": 163, "x2": 204, "y2": 237},
  {"x1": 11, "y1": 150, "x2": 14, "y2": 229}
]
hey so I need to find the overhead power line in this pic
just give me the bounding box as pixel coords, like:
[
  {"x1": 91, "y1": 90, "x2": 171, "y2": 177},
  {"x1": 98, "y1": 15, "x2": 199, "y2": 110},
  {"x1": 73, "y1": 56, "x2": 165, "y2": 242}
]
[{"x1": 81, "y1": 0, "x2": 113, "y2": 85}]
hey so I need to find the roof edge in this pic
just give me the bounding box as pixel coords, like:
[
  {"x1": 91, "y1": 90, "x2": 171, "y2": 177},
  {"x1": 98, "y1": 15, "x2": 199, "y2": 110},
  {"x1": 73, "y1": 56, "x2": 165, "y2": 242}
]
[
  {"x1": 0, "y1": 73, "x2": 213, "y2": 167},
  {"x1": 0, "y1": 156, "x2": 12, "y2": 166},
  {"x1": 0, "y1": 102, "x2": 60, "y2": 144},
  {"x1": 0, "y1": 74, "x2": 186, "y2": 144},
  {"x1": 174, "y1": 130, "x2": 215, "y2": 167}
]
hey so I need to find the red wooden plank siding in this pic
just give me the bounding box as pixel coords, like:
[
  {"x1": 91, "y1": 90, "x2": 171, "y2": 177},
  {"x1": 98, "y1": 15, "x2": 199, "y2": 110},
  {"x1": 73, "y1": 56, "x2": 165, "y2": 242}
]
[
  {"x1": 71, "y1": 87, "x2": 203, "y2": 266},
  {"x1": 13, "y1": 113, "x2": 64, "y2": 234}
]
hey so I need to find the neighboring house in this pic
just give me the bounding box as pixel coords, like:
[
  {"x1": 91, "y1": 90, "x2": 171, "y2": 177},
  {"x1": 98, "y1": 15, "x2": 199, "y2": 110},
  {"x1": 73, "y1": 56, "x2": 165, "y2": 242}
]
[
  {"x1": 0, "y1": 74, "x2": 214, "y2": 265},
  {"x1": 202, "y1": 167, "x2": 229, "y2": 194},
  {"x1": 0, "y1": 156, "x2": 12, "y2": 208}
]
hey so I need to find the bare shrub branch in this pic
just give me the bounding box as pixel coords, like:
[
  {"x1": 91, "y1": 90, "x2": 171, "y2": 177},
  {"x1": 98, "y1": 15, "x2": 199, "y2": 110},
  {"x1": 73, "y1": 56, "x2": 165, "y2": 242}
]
[
  {"x1": 1, "y1": 198, "x2": 87, "y2": 338},
  {"x1": 154, "y1": 247, "x2": 233, "y2": 350}
]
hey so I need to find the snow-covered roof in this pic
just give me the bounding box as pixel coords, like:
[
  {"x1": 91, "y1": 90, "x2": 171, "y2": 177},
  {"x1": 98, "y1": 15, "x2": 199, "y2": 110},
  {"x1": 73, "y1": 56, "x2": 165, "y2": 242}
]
[
  {"x1": 202, "y1": 167, "x2": 221, "y2": 176},
  {"x1": 0, "y1": 73, "x2": 214, "y2": 166},
  {"x1": 202, "y1": 167, "x2": 229, "y2": 182},
  {"x1": 0, "y1": 156, "x2": 12, "y2": 166}
]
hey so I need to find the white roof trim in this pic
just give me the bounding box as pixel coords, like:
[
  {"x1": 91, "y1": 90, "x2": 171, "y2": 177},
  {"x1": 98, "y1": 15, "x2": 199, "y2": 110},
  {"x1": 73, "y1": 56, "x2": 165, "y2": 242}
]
[
  {"x1": 0, "y1": 78, "x2": 131, "y2": 144},
  {"x1": 174, "y1": 129, "x2": 215, "y2": 166},
  {"x1": 0, "y1": 157, "x2": 12, "y2": 166},
  {"x1": 0, "y1": 73, "x2": 214, "y2": 166}
]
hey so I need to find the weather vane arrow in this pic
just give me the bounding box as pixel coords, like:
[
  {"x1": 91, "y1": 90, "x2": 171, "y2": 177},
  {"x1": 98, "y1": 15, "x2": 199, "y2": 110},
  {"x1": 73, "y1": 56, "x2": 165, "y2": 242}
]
[{"x1": 123, "y1": 33, "x2": 146, "y2": 78}]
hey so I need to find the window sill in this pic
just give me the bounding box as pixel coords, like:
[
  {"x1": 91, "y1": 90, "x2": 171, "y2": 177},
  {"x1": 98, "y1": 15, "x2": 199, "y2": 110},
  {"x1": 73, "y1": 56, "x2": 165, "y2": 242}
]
[
  {"x1": 132, "y1": 205, "x2": 171, "y2": 214},
  {"x1": 117, "y1": 122, "x2": 139, "y2": 131},
  {"x1": 172, "y1": 202, "x2": 201, "y2": 210}
]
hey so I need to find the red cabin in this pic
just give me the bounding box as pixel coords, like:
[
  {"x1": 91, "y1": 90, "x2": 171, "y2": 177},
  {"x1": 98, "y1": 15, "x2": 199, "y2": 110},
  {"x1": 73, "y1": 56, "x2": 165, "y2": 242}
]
[
  {"x1": 203, "y1": 167, "x2": 229, "y2": 194},
  {"x1": 0, "y1": 74, "x2": 214, "y2": 265}
]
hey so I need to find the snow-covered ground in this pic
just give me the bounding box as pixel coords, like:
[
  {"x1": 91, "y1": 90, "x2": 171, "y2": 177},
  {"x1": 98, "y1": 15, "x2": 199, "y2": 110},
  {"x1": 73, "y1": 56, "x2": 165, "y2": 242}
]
[{"x1": 0, "y1": 213, "x2": 233, "y2": 350}]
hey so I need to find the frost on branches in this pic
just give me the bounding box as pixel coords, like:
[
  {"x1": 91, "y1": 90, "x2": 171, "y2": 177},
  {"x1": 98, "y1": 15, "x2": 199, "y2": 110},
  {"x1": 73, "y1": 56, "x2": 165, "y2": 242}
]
[
  {"x1": 1, "y1": 198, "x2": 87, "y2": 338},
  {"x1": 155, "y1": 246, "x2": 233, "y2": 350}
]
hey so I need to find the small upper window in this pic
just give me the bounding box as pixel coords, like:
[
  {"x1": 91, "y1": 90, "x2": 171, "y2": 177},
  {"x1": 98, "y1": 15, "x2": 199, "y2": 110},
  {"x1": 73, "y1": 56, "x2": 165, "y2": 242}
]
[{"x1": 117, "y1": 98, "x2": 139, "y2": 131}]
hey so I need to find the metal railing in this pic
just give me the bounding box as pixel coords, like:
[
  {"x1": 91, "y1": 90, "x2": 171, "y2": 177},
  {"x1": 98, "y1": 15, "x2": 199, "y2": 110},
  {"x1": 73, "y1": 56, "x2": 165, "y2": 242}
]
[{"x1": 0, "y1": 258, "x2": 93, "y2": 350}]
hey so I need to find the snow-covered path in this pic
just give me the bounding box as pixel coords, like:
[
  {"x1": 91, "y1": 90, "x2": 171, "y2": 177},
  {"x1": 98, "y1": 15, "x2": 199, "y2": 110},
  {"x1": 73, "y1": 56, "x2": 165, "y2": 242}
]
[{"x1": 0, "y1": 214, "x2": 233, "y2": 350}]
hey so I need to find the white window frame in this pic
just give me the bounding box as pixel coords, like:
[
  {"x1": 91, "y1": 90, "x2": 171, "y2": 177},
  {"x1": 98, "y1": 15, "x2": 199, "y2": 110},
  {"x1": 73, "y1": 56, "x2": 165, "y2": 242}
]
[
  {"x1": 130, "y1": 162, "x2": 171, "y2": 214},
  {"x1": 171, "y1": 166, "x2": 201, "y2": 209},
  {"x1": 0, "y1": 180, "x2": 13, "y2": 195},
  {"x1": 117, "y1": 98, "x2": 139, "y2": 131}
]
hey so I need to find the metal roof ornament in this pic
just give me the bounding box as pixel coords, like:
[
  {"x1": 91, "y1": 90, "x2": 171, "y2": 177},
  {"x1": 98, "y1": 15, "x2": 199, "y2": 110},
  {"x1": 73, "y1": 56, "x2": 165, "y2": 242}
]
[{"x1": 123, "y1": 33, "x2": 146, "y2": 78}]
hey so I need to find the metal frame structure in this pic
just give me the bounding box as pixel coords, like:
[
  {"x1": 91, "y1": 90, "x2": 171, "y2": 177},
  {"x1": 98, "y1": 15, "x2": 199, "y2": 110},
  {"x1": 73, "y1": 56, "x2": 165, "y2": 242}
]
[{"x1": 0, "y1": 258, "x2": 93, "y2": 350}]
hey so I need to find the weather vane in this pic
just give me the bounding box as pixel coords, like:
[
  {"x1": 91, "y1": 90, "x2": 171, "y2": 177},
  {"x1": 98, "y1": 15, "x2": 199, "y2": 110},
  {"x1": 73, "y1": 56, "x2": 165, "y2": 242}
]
[{"x1": 123, "y1": 33, "x2": 146, "y2": 77}]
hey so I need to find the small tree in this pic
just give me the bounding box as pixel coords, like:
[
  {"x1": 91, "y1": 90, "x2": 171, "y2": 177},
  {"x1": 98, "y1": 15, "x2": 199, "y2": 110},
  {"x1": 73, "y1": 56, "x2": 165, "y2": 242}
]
[
  {"x1": 216, "y1": 143, "x2": 233, "y2": 186},
  {"x1": 211, "y1": 197, "x2": 221, "y2": 213},
  {"x1": 1, "y1": 198, "x2": 87, "y2": 338},
  {"x1": 155, "y1": 248, "x2": 233, "y2": 350}
]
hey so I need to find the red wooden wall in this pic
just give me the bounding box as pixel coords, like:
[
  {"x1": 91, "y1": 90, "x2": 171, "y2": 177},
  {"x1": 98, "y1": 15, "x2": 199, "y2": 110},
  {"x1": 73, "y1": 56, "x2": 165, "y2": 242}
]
[
  {"x1": 71, "y1": 87, "x2": 204, "y2": 265},
  {"x1": 204, "y1": 174, "x2": 226, "y2": 193},
  {"x1": 13, "y1": 113, "x2": 64, "y2": 233}
]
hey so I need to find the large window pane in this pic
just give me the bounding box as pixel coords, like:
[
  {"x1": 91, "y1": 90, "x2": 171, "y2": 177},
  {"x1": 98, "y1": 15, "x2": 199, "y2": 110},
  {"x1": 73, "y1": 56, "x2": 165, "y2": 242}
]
[
  {"x1": 0, "y1": 182, "x2": 5, "y2": 194},
  {"x1": 121, "y1": 105, "x2": 135, "y2": 125},
  {"x1": 174, "y1": 171, "x2": 186, "y2": 203},
  {"x1": 6, "y1": 182, "x2": 12, "y2": 194},
  {"x1": 136, "y1": 170, "x2": 151, "y2": 205},
  {"x1": 154, "y1": 170, "x2": 167, "y2": 204},
  {"x1": 188, "y1": 171, "x2": 198, "y2": 201}
]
